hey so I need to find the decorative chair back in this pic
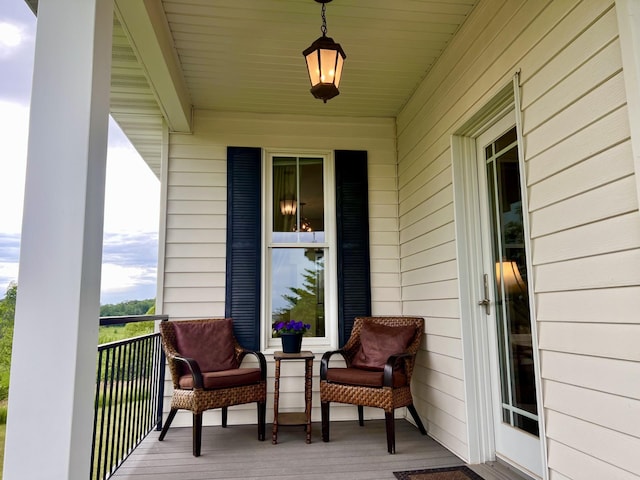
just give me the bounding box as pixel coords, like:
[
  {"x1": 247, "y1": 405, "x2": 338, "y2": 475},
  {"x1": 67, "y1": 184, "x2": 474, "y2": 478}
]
[{"x1": 342, "y1": 316, "x2": 424, "y2": 380}]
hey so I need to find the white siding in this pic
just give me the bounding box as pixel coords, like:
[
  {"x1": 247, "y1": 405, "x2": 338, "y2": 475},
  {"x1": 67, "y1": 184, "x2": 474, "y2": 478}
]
[
  {"x1": 162, "y1": 110, "x2": 399, "y2": 425},
  {"x1": 397, "y1": 0, "x2": 640, "y2": 477}
]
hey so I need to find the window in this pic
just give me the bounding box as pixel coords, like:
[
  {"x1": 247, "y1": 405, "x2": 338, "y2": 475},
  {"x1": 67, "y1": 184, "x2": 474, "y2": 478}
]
[
  {"x1": 264, "y1": 153, "x2": 336, "y2": 350},
  {"x1": 226, "y1": 147, "x2": 370, "y2": 352}
]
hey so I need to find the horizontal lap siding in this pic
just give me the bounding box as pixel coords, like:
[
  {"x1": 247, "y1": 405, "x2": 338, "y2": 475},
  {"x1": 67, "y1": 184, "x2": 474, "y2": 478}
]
[
  {"x1": 397, "y1": 0, "x2": 640, "y2": 475},
  {"x1": 523, "y1": 2, "x2": 640, "y2": 479},
  {"x1": 164, "y1": 139, "x2": 227, "y2": 318},
  {"x1": 163, "y1": 111, "x2": 398, "y2": 425}
]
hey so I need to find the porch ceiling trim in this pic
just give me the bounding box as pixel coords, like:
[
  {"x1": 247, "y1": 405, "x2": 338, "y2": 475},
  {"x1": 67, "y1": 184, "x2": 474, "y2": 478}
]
[{"x1": 114, "y1": 0, "x2": 192, "y2": 133}]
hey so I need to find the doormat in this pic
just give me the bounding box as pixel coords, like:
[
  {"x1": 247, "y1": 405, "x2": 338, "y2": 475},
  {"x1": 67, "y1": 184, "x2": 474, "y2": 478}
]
[{"x1": 394, "y1": 465, "x2": 485, "y2": 480}]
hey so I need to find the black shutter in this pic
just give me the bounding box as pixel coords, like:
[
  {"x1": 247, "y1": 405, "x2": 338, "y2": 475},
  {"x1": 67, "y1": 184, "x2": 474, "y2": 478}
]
[
  {"x1": 225, "y1": 147, "x2": 261, "y2": 351},
  {"x1": 335, "y1": 150, "x2": 371, "y2": 347}
]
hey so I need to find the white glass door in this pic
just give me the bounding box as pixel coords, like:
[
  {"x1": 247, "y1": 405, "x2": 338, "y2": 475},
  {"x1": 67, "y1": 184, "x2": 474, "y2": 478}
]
[{"x1": 476, "y1": 113, "x2": 542, "y2": 477}]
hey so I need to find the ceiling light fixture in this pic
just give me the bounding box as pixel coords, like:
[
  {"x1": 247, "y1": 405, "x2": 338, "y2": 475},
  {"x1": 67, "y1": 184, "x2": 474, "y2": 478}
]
[
  {"x1": 280, "y1": 196, "x2": 297, "y2": 216},
  {"x1": 302, "y1": 0, "x2": 346, "y2": 103}
]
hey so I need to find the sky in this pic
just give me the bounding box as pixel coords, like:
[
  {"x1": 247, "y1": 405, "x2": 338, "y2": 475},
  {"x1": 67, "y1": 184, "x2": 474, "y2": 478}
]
[{"x1": 0, "y1": 0, "x2": 160, "y2": 305}]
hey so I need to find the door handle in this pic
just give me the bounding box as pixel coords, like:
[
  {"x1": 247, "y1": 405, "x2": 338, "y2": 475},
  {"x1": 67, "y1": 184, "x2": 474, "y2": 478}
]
[{"x1": 478, "y1": 273, "x2": 491, "y2": 314}]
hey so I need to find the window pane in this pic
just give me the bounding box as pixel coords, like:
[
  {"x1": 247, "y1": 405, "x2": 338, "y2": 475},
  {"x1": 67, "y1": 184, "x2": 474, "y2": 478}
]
[
  {"x1": 487, "y1": 127, "x2": 538, "y2": 437},
  {"x1": 272, "y1": 157, "x2": 324, "y2": 243},
  {"x1": 271, "y1": 248, "x2": 325, "y2": 338},
  {"x1": 300, "y1": 158, "x2": 324, "y2": 234},
  {"x1": 273, "y1": 157, "x2": 297, "y2": 234}
]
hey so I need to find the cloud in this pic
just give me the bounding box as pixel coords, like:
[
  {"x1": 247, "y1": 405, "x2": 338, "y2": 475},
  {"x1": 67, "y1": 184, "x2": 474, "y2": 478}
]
[
  {"x1": 0, "y1": 233, "x2": 20, "y2": 295},
  {"x1": 0, "y1": 100, "x2": 29, "y2": 234},
  {"x1": 103, "y1": 232, "x2": 158, "y2": 267},
  {"x1": 104, "y1": 122, "x2": 161, "y2": 234},
  {"x1": 101, "y1": 263, "x2": 157, "y2": 295},
  {"x1": 0, "y1": 232, "x2": 159, "y2": 304},
  {"x1": 100, "y1": 232, "x2": 158, "y2": 304},
  {"x1": 0, "y1": 21, "x2": 26, "y2": 58}
]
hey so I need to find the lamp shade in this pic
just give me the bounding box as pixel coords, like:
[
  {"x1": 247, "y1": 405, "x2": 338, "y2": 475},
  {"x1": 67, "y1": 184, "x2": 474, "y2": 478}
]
[
  {"x1": 496, "y1": 260, "x2": 526, "y2": 295},
  {"x1": 280, "y1": 198, "x2": 297, "y2": 216},
  {"x1": 303, "y1": 35, "x2": 346, "y2": 102}
]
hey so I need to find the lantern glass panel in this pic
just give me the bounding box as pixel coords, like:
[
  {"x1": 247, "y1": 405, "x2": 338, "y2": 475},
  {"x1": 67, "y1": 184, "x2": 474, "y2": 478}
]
[
  {"x1": 319, "y1": 48, "x2": 337, "y2": 84},
  {"x1": 305, "y1": 51, "x2": 320, "y2": 85},
  {"x1": 334, "y1": 54, "x2": 344, "y2": 87}
]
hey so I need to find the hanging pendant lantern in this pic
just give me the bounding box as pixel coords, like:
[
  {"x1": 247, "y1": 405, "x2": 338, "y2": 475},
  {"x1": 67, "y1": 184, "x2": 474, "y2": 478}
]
[{"x1": 303, "y1": 0, "x2": 346, "y2": 103}]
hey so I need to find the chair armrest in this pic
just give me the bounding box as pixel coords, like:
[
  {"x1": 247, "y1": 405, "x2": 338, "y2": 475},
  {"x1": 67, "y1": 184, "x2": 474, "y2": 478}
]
[
  {"x1": 239, "y1": 349, "x2": 268, "y2": 381},
  {"x1": 320, "y1": 350, "x2": 347, "y2": 380},
  {"x1": 383, "y1": 352, "x2": 413, "y2": 387},
  {"x1": 171, "y1": 355, "x2": 204, "y2": 389}
]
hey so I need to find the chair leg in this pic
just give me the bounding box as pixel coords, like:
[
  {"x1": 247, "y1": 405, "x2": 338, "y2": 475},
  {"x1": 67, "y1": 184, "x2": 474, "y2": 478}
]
[
  {"x1": 407, "y1": 404, "x2": 427, "y2": 435},
  {"x1": 321, "y1": 401, "x2": 330, "y2": 442},
  {"x1": 158, "y1": 408, "x2": 177, "y2": 441},
  {"x1": 385, "y1": 411, "x2": 395, "y2": 454},
  {"x1": 257, "y1": 402, "x2": 266, "y2": 441},
  {"x1": 222, "y1": 406, "x2": 228, "y2": 428},
  {"x1": 193, "y1": 413, "x2": 203, "y2": 457},
  {"x1": 358, "y1": 405, "x2": 364, "y2": 426}
]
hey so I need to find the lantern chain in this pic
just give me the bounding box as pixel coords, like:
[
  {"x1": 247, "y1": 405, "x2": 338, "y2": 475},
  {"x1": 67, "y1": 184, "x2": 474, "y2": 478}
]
[{"x1": 321, "y1": 2, "x2": 327, "y2": 36}]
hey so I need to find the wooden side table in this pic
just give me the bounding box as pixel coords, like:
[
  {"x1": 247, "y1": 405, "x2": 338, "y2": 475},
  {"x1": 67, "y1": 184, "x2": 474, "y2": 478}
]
[{"x1": 272, "y1": 351, "x2": 314, "y2": 444}]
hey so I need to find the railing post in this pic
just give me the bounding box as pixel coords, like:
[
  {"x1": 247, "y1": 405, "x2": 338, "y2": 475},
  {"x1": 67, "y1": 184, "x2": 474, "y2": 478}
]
[{"x1": 156, "y1": 331, "x2": 166, "y2": 431}]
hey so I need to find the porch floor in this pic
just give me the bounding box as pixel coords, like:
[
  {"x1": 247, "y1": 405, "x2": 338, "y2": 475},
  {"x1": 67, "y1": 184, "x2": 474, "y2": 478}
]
[{"x1": 112, "y1": 419, "x2": 530, "y2": 480}]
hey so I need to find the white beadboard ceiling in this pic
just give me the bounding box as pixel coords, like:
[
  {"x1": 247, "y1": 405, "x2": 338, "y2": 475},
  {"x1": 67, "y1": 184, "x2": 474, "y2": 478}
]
[
  {"x1": 161, "y1": 0, "x2": 477, "y2": 118},
  {"x1": 24, "y1": 0, "x2": 478, "y2": 174}
]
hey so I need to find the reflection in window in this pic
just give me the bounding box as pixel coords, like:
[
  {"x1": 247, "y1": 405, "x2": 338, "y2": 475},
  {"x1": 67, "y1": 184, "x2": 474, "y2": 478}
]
[
  {"x1": 272, "y1": 157, "x2": 324, "y2": 243},
  {"x1": 271, "y1": 248, "x2": 325, "y2": 337},
  {"x1": 487, "y1": 127, "x2": 538, "y2": 437}
]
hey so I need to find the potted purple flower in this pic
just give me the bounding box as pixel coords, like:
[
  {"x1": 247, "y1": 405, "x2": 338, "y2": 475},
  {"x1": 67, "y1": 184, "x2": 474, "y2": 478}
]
[{"x1": 272, "y1": 320, "x2": 312, "y2": 353}]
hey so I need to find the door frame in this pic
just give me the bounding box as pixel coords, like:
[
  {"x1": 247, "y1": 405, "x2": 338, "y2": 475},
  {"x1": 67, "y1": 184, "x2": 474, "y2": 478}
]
[{"x1": 451, "y1": 78, "x2": 547, "y2": 479}]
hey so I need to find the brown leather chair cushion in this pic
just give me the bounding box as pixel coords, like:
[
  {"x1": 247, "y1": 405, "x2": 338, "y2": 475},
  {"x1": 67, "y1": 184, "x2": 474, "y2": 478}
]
[
  {"x1": 351, "y1": 322, "x2": 417, "y2": 371},
  {"x1": 173, "y1": 318, "x2": 239, "y2": 372},
  {"x1": 179, "y1": 368, "x2": 263, "y2": 389},
  {"x1": 326, "y1": 367, "x2": 407, "y2": 388}
]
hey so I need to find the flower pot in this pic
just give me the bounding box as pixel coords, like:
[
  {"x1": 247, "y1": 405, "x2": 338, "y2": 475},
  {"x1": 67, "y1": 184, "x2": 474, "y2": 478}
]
[{"x1": 280, "y1": 333, "x2": 303, "y2": 353}]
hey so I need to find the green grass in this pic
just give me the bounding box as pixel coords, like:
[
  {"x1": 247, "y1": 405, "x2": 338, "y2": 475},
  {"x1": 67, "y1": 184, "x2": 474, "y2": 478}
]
[
  {"x1": 98, "y1": 322, "x2": 154, "y2": 345},
  {"x1": 0, "y1": 408, "x2": 5, "y2": 480}
]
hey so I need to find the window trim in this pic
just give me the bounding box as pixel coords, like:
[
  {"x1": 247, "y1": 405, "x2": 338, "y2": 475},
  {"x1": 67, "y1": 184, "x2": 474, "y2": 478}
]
[{"x1": 261, "y1": 149, "x2": 337, "y2": 352}]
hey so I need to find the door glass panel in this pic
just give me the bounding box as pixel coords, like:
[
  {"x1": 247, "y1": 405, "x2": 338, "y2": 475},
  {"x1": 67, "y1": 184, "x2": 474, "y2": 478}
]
[
  {"x1": 271, "y1": 247, "x2": 325, "y2": 338},
  {"x1": 486, "y1": 127, "x2": 538, "y2": 436}
]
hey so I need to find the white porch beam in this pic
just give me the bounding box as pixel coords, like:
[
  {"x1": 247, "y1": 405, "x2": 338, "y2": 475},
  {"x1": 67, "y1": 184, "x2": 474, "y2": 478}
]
[
  {"x1": 114, "y1": 0, "x2": 193, "y2": 133},
  {"x1": 616, "y1": 0, "x2": 640, "y2": 211},
  {"x1": 3, "y1": 0, "x2": 113, "y2": 478}
]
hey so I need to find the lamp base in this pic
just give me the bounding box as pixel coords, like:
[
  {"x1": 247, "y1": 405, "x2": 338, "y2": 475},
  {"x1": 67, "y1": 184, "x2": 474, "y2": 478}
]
[{"x1": 310, "y1": 84, "x2": 339, "y2": 103}]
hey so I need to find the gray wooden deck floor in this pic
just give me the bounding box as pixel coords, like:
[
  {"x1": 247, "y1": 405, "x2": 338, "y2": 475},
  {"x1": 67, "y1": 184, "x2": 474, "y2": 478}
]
[{"x1": 112, "y1": 419, "x2": 530, "y2": 480}]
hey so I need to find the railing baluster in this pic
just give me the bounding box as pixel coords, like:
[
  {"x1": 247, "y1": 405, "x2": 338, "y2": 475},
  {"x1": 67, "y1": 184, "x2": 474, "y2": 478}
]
[
  {"x1": 91, "y1": 315, "x2": 168, "y2": 480},
  {"x1": 125, "y1": 341, "x2": 134, "y2": 452},
  {"x1": 131, "y1": 338, "x2": 142, "y2": 448},
  {"x1": 156, "y1": 333, "x2": 166, "y2": 431},
  {"x1": 140, "y1": 337, "x2": 151, "y2": 437}
]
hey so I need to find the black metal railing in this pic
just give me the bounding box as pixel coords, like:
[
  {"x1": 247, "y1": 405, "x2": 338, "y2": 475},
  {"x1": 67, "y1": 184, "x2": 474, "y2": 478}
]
[{"x1": 90, "y1": 315, "x2": 168, "y2": 480}]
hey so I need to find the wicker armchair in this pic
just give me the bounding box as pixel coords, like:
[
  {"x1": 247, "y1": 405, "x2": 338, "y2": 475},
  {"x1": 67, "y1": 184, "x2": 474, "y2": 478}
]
[
  {"x1": 320, "y1": 316, "x2": 427, "y2": 453},
  {"x1": 159, "y1": 318, "x2": 267, "y2": 457}
]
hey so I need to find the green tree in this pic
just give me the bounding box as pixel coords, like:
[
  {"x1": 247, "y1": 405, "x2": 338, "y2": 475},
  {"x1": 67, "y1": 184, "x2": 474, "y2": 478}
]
[
  {"x1": 99, "y1": 299, "x2": 155, "y2": 317},
  {"x1": 0, "y1": 283, "x2": 17, "y2": 400},
  {"x1": 273, "y1": 266, "x2": 324, "y2": 337}
]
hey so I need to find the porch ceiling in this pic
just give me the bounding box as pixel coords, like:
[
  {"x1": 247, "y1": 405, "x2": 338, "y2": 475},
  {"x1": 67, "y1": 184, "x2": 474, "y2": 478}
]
[
  {"x1": 23, "y1": 0, "x2": 478, "y2": 174},
  {"x1": 157, "y1": 0, "x2": 477, "y2": 118}
]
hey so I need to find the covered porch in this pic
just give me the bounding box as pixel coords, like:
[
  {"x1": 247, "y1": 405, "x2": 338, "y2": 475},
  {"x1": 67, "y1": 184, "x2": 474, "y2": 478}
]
[
  {"x1": 7, "y1": 0, "x2": 640, "y2": 479},
  {"x1": 112, "y1": 420, "x2": 527, "y2": 480}
]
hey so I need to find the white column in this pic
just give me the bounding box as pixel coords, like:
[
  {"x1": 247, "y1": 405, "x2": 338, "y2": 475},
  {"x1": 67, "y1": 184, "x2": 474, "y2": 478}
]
[
  {"x1": 616, "y1": 0, "x2": 640, "y2": 209},
  {"x1": 3, "y1": 0, "x2": 113, "y2": 479}
]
